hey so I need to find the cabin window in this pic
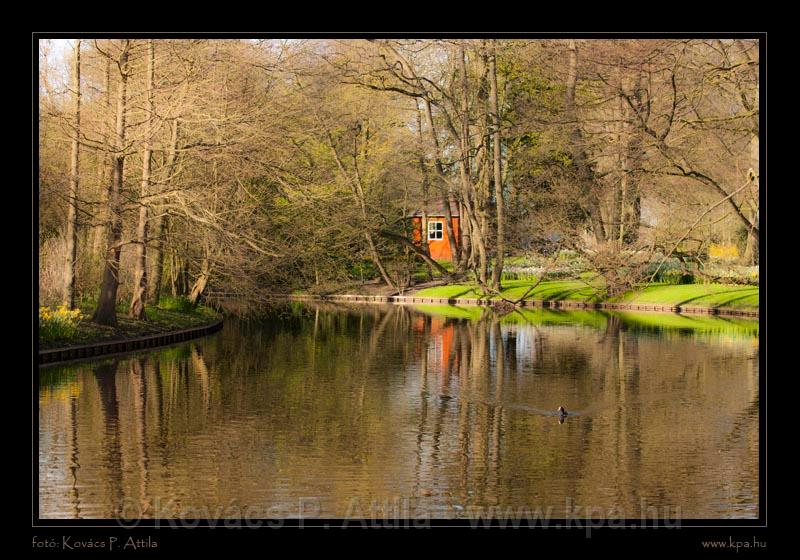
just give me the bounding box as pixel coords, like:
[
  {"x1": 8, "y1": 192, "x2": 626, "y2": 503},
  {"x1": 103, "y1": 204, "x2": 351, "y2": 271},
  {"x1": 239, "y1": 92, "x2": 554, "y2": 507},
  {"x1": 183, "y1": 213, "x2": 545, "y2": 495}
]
[{"x1": 428, "y1": 221, "x2": 443, "y2": 240}]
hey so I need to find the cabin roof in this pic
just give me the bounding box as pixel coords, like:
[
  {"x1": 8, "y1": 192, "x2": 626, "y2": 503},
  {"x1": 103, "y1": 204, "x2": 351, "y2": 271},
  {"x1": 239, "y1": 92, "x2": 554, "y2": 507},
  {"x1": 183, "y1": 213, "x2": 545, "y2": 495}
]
[{"x1": 408, "y1": 201, "x2": 460, "y2": 218}]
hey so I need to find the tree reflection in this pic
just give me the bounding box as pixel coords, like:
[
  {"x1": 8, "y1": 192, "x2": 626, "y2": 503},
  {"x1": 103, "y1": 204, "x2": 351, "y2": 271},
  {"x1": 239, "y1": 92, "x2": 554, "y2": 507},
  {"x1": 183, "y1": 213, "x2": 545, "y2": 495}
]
[{"x1": 39, "y1": 304, "x2": 760, "y2": 519}]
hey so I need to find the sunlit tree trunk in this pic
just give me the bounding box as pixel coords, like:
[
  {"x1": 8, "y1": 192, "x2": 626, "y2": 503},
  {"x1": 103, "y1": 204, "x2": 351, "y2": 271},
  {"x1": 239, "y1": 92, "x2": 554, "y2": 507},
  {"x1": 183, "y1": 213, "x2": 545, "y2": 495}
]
[
  {"x1": 92, "y1": 55, "x2": 112, "y2": 259},
  {"x1": 743, "y1": 206, "x2": 758, "y2": 266},
  {"x1": 93, "y1": 40, "x2": 130, "y2": 326},
  {"x1": 457, "y1": 45, "x2": 488, "y2": 284},
  {"x1": 743, "y1": 133, "x2": 759, "y2": 265},
  {"x1": 188, "y1": 252, "x2": 210, "y2": 306},
  {"x1": 613, "y1": 60, "x2": 626, "y2": 249},
  {"x1": 130, "y1": 40, "x2": 155, "y2": 319},
  {"x1": 63, "y1": 40, "x2": 80, "y2": 309},
  {"x1": 489, "y1": 41, "x2": 505, "y2": 290}
]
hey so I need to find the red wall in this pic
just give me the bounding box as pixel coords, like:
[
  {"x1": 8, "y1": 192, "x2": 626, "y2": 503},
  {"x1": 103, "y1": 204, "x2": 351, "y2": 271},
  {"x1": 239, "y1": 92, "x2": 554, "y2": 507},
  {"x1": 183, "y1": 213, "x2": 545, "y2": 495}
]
[{"x1": 411, "y1": 217, "x2": 460, "y2": 261}]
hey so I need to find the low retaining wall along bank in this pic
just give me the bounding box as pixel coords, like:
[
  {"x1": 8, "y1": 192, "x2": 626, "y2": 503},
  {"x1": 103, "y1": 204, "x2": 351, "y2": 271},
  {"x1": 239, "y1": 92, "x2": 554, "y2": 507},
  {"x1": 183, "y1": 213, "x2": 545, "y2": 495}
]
[
  {"x1": 39, "y1": 319, "x2": 224, "y2": 366},
  {"x1": 289, "y1": 294, "x2": 759, "y2": 318}
]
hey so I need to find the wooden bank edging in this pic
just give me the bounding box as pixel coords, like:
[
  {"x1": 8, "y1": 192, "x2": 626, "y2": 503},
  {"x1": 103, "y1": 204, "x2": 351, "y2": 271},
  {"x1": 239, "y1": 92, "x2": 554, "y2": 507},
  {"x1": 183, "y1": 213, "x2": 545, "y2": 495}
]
[
  {"x1": 288, "y1": 294, "x2": 759, "y2": 318},
  {"x1": 38, "y1": 319, "x2": 224, "y2": 366}
]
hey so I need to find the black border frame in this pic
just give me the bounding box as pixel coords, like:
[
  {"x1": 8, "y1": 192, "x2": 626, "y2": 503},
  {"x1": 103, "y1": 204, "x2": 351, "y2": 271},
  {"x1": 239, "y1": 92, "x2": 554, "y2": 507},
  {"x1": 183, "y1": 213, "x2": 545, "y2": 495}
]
[{"x1": 32, "y1": 31, "x2": 767, "y2": 553}]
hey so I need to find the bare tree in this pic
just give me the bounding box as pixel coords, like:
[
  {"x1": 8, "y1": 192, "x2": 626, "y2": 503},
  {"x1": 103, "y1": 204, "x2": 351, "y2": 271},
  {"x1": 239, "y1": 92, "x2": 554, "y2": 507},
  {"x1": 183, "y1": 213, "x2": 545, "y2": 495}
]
[
  {"x1": 93, "y1": 40, "x2": 131, "y2": 326},
  {"x1": 63, "y1": 40, "x2": 81, "y2": 309},
  {"x1": 565, "y1": 39, "x2": 607, "y2": 244},
  {"x1": 37, "y1": 38, "x2": 759, "y2": 313},
  {"x1": 488, "y1": 40, "x2": 505, "y2": 290},
  {"x1": 129, "y1": 39, "x2": 155, "y2": 319},
  {"x1": 148, "y1": 119, "x2": 180, "y2": 305}
]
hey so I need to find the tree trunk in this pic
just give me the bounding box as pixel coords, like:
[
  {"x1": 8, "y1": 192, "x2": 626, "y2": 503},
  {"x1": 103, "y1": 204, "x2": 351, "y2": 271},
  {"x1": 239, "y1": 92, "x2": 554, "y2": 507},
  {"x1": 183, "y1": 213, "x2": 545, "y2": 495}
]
[
  {"x1": 414, "y1": 102, "x2": 434, "y2": 279},
  {"x1": 614, "y1": 67, "x2": 626, "y2": 249},
  {"x1": 170, "y1": 252, "x2": 179, "y2": 297},
  {"x1": 627, "y1": 70, "x2": 645, "y2": 245},
  {"x1": 467, "y1": 204, "x2": 488, "y2": 284},
  {"x1": 180, "y1": 260, "x2": 190, "y2": 296},
  {"x1": 744, "y1": 209, "x2": 759, "y2": 266},
  {"x1": 188, "y1": 256, "x2": 210, "y2": 306},
  {"x1": 63, "y1": 40, "x2": 80, "y2": 309},
  {"x1": 130, "y1": 40, "x2": 155, "y2": 320},
  {"x1": 618, "y1": 69, "x2": 644, "y2": 246},
  {"x1": 93, "y1": 40, "x2": 130, "y2": 327},
  {"x1": 456, "y1": 45, "x2": 488, "y2": 283},
  {"x1": 421, "y1": 99, "x2": 460, "y2": 266},
  {"x1": 326, "y1": 127, "x2": 397, "y2": 292},
  {"x1": 149, "y1": 215, "x2": 166, "y2": 305},
  {"x1": 92, "y1": 55, "x2": 112, "y2": 259},
  {"x1": 149, "y1": 119, "x2": 180, "y2": 304},
  {"x1": 457, "y1": 200, "x2": 471, "y2": 271},
  {"x1": 489, "y1": 41, "x2": 505, "y2": 290},
  {"x1": 566, "y1": 39, "x2": 606, "y2": 244},
  {"x1": 742, "y1": 131, "x2": 759, "y2": 265},
  {"x1": 365, "y1": 231, "x2": 395, "y2": 290}
]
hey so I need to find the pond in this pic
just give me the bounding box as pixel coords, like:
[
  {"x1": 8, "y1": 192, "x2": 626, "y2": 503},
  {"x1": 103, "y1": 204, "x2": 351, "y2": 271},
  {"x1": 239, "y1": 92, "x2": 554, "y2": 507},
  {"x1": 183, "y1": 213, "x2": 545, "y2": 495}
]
[{"x1": 38, "y1": 303, "x2": 759, "y2": 520}]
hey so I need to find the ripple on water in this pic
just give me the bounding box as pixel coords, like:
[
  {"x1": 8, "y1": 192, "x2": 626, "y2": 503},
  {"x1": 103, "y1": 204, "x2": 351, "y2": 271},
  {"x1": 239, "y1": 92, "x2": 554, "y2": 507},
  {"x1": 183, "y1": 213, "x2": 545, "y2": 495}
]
[{"x1": 38, "y1": 306, "x2": 759, "y2": 519}]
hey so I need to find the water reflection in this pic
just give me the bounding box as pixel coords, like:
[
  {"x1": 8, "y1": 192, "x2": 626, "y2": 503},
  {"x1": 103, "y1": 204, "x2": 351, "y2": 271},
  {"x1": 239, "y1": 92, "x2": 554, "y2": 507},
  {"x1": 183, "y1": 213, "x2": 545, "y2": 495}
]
[{"x1": 39, "y1": 304, "x2": 759, "y2": 519}]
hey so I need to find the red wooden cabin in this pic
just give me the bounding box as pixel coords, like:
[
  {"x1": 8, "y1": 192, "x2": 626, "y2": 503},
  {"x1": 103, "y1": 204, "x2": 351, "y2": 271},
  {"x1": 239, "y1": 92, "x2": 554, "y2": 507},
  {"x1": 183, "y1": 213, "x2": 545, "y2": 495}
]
[{"x1": 409, "y1": 203, "x2": 460, "y2": 262}]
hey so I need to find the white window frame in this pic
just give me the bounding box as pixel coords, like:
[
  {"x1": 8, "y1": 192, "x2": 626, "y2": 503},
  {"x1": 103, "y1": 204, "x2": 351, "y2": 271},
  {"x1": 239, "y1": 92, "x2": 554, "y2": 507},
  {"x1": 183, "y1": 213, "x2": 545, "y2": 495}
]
[{"x1": 428, "y1": 220, "x2": 444, "y2": 241}]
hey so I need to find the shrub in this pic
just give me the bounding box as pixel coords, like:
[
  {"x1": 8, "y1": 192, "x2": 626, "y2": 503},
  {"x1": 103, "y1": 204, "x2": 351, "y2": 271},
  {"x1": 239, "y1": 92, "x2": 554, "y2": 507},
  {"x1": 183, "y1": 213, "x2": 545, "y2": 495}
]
[
  {"x1": 501, "y1": 250, "x2": 590, "y2": 282},
  {"x1": 348, "y1": 260, "x2": 377, "y2": 280},
  {"x1": 499, "y1": 264, "x2": 540, "y2": 282},
  {"x1": 708, "y1": 243, "x2": 740, "y2": 261},
  {"x1": 645, "y1": 259, "x2": 757, "y2": 286},
  {"x1": 644, "y1": 258, "x2": 692, "y2": 284},
  {"x1": 39, "y1": 305, "x2": 83, "y2": 344},
  {"x1": 158, "y1": 295, "x2": 196, "y2": 313},
  {"x1": 700, "y1": 263, "x2": 759, "y2": 285}
]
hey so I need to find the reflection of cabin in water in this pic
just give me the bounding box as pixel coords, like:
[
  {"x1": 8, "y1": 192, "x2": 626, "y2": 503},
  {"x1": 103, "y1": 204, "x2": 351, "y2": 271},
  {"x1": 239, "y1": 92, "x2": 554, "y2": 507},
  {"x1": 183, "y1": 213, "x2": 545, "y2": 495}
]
[
  {"x1": 412, "y1": 315, "x2": 542, "y2": 381},
  {"x1": 409, "y1": 202, "x2": 460, "y2": 262},
  {"x1": 413, "y1": 315, "x2": 457, "y2": 382}
]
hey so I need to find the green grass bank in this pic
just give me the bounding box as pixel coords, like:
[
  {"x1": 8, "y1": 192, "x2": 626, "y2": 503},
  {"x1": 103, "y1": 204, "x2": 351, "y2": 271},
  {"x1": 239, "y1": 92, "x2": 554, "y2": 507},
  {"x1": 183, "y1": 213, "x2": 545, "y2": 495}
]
[
  {"x1": 412, "y1": 280, "x2": 758, "y2": 311},
  {"x1": 39, "y1": 296, "x2": 222, "y2": 350}
]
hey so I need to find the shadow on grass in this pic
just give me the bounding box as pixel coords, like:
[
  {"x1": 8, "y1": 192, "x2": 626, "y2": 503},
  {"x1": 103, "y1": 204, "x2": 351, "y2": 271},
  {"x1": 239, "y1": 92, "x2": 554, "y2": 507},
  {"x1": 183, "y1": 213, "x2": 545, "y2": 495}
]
[
  {"x1": 449, "y1": 287, "x2": 481, "y2": 299},
  {"x1": 677, "y1": 288, "x2": 759, "y2": 308},
  {"x1": 531, "y1": 287, "x2": 600, "y2": 301}
]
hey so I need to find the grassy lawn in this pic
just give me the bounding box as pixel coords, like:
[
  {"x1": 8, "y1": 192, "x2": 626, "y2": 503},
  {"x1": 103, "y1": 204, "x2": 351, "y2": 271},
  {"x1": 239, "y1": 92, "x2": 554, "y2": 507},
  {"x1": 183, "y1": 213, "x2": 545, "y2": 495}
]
[
  {"x1": 414, "y1": 278, "x2": 603, "y2": 302},
  {"x1": 413, "y1": 280, "x2": 758, "y2": 311},
  {"x1": 615, "y1": 283, "x2": 759, "y2": 310},
  {"x1": 39, "y1": 299, "x2": 221, "y2": 350}
]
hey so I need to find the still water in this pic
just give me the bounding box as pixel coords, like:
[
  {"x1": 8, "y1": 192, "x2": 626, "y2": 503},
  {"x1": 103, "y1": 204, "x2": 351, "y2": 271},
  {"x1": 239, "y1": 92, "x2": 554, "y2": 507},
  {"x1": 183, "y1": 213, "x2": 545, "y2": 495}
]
[{"x1": 38, "y1": 303, "x2": 759, "y2": 520}]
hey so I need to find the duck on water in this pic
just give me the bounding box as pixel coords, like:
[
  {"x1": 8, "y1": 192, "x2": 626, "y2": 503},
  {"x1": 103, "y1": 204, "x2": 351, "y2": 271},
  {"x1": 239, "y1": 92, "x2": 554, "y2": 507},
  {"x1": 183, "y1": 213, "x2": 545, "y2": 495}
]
[{"x1": 432, "y1": 393, "x2": 579, "y2": 423}]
